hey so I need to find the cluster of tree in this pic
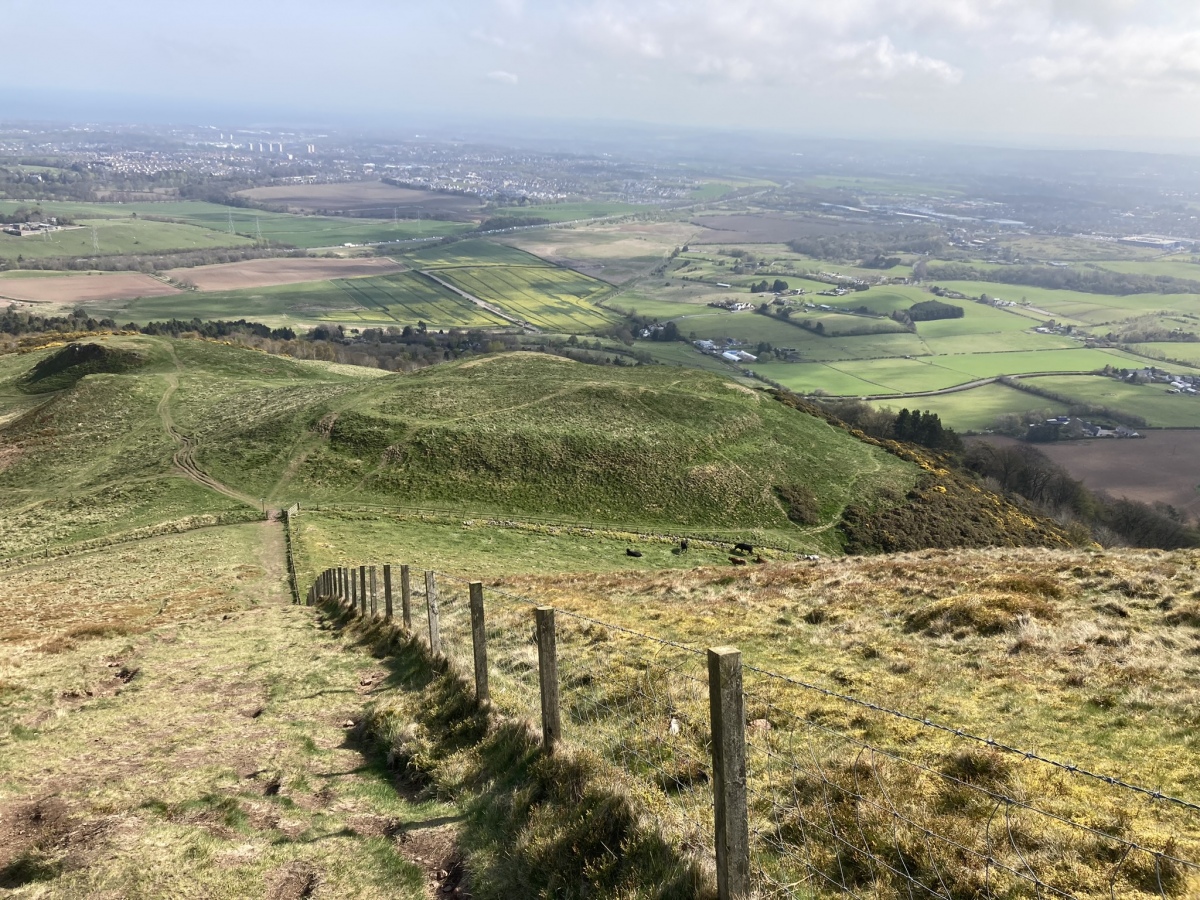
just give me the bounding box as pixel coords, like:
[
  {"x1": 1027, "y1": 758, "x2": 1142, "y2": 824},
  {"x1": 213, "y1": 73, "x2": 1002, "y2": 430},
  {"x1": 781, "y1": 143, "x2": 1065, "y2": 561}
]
[
  {"x1": 965, "y1": 442, "x2": 1198, "y2": 549},
  {"x1": 0, "y1": 206, "x2": 76, "y2": 226},
  {"x1": 892, "y1": 300, "x2": 959, "y2": 329},
  {"x1": 0, "y1": 247, "x2": 305, "y2": 274},
  {"x1": 476, "y1": 216, "x2": 552, "y2": 232},
  {"x1": 786, "y1": 227, "x2": 946, "y2": 263},
  {"x1": 898, "y1": 299, "x2": 965, "y2": 323},
  {"x1": 1103, "y1": 324, "x2": 1199, "y2": 344},
  {"x1": 818, "y1": 399, "x2": 963, "y2": 452},
  {"x1": 750, "y1": 279, "x2": 789, "y2": 293},
  {"x1": 0, "y1": 308, "x2": 295, "y2": 342},
  {"x1": 860, "y1": 254, "x2": 902, "y2": 269},
  {"x1": 926, "y1": 262, "x2": 1200, "y2": 296}
]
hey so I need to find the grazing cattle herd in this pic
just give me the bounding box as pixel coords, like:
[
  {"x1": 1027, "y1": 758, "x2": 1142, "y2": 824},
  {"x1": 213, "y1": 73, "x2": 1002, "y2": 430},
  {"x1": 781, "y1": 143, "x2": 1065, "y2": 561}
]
[{"x1": 624, "y1": 540, "x2": 818, "y2": 566}]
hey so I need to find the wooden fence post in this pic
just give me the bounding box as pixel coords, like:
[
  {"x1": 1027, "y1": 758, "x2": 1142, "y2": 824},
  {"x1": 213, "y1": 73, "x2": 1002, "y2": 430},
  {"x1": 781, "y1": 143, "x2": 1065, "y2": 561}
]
[
  {"x1": 383, "y1": 565, "x2": 393, "y2": 620},
  {"x1": 400, "y1": 565, "x2": 412, "y2": 630},
  {"x1": 536, "y1": 607, "x2": 561, "y2": 754},
  {"x1": 350, "y1": 567, "x2": 357, "y2": 608},
  {"x1": 708, "y1": 647, "x2": 751, "y2": 900},
  {"x1": 469, "y1": 582, "x2": 489, "y2": 703},
  {"x1": 359, "y1": 566, "x2": 368, "y2": 616},
  {"x1": 425, "y1": 571, "x2": 440, "y2": 655},
  {"x1": 370, "y1": 566, "x2": 378, "y2": 616}
]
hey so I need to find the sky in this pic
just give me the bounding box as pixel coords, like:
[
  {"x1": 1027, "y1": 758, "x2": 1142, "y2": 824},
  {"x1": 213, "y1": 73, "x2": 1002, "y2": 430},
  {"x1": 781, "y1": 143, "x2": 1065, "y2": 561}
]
[{"x1": 5, "y1": 0, "x2": 1200, "y2": 151}]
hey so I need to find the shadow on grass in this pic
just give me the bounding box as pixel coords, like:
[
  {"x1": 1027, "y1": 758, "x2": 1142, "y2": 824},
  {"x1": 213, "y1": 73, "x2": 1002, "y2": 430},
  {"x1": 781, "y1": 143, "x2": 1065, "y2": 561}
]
[{"x1": 315, "y1": 598, "x2": 716, "y2": 900}]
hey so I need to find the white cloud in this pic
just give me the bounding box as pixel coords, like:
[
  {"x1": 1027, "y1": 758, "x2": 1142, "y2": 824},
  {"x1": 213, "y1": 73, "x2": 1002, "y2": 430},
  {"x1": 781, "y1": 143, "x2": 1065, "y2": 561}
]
[
  {"x1": 487, "y1": 69, "x2": 520, "y2": 84},
  {"x1": 1023, "y1": 26, "x2": 1200, "y2": 90},
  {"x1": 571, "y1": 1, "x2": 963, "y2": 87}
]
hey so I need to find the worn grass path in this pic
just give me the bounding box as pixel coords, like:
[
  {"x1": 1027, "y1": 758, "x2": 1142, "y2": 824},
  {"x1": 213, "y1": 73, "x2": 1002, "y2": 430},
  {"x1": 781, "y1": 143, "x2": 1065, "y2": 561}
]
[{"x1": 0, "y1": 522, "x2": 460, "y2": 899}]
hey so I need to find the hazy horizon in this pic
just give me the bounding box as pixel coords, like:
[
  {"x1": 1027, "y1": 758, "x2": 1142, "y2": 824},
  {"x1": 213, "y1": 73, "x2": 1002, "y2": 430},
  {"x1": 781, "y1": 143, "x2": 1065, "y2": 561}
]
[{"x1": 6, "y1": 0, "x2": 1200, "y2": 156}]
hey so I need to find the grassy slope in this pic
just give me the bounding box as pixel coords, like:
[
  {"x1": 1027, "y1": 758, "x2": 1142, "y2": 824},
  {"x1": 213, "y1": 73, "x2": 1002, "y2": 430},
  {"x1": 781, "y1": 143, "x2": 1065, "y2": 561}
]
[
  {"x1": 0, "y1": 522, "x2": 449, "y2": 898},
  {"x1": 181, "y1": 352, "x2": 916, "y2": 551}
]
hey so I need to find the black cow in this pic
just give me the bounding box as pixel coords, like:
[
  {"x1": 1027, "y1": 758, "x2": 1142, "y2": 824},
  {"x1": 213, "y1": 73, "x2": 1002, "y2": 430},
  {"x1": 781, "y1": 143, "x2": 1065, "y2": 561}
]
[
  {"x1": 626, "y1": 548, "x2": 643, "y2": 558},
  {"x1": 733, "y1": 542, "x2": 754, "y2": 555},
  {"x1": 679, "y1": 539, "x2": 689, "y2": 553}
]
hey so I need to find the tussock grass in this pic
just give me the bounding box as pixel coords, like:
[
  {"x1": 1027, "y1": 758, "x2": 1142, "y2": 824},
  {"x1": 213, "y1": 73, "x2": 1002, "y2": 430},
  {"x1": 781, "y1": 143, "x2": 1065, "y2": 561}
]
[{"x1": 322, "y1": 600, "x2": 717, "y2": 899}]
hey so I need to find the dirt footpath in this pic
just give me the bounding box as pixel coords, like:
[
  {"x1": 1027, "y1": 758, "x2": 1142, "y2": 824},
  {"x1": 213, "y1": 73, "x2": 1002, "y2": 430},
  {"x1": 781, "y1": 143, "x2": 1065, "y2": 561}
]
[{"x1": 0, "y1": 524, "x2": 462, "y2": 898}]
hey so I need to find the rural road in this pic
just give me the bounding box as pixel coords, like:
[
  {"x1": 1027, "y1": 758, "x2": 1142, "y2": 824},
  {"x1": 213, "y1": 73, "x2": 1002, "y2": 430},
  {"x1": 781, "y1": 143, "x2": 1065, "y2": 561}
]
[{"x1": 417, "y1": 269, "x2": 541, "y2": 333}]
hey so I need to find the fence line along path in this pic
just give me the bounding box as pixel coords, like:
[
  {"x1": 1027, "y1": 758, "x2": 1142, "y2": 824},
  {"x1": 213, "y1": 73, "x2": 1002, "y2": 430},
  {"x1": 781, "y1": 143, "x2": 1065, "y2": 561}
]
[{"x1": 305, "y1": 562, "x2": 1200, "y2": 900}]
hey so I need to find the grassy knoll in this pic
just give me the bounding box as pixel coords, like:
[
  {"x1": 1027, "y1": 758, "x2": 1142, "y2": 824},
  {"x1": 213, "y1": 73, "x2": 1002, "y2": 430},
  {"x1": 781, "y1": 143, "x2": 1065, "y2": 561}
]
[
  {"x1": 179, "y1": 352, "x2": 916, "y2": 547},
  {"x1": 436, "y1": 266, "x2": 616, "y2": 332},
  {"x1": 0, "y1": 523, "x2": 450, "y2": 898}
]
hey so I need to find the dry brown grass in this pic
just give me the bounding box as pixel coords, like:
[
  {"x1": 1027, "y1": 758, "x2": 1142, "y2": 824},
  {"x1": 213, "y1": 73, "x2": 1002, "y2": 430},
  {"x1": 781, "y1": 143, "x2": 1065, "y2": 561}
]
[{"x1": 487, "y1": 546, "x2": 1200, "y2": 897}]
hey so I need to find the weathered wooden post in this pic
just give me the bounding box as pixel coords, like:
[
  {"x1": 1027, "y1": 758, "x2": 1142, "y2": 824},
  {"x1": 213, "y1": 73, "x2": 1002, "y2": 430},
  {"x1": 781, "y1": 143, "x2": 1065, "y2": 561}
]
[
  {"x1": 370, "y1": 566, "x2": 378, "y2": 617},
  {"x1": 425, "y1": 571, "x2": 440, "y2": 655},
  {"x1": 469, "y1": 582, "x2": 489, "y2": 703},
  {"x1": 359, "y1": 566, "x2": 368, "y2": 616},
  {"x1": 708, "y1": 646, "x2": 751, "y2": 900},
  {"x1": 383, "y1": 565, "x2": 393, "y2": 620},
  {"x1": 400, "y1": 565, "x2": 412, "y2": 630},
  {"x1": 536, "y1": 607, "x2": 561, "y2": 754},
  {"x1": 349, "y1": 567, "x2": 356, "y2": 608}
]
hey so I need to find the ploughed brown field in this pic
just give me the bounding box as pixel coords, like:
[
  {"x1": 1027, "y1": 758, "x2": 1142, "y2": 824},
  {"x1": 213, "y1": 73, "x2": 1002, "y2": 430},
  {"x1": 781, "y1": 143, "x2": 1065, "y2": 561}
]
[
  {"x1": 237, "y1": 181, "x2": 483, "y2": 217},
  {"x1": 0, "y1": 273, "x2": 180, "y2": 304},
  {"x1": 978, "y1": 432, "x2": 1200, "y2": 517},
  {"x1": 164, "y1": 256, "x2": 406, "y2": 291}
]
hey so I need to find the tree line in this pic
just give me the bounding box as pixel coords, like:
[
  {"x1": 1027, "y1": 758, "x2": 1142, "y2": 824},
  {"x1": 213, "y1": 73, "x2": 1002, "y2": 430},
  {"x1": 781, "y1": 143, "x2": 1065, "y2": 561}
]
[{"x1": 926, "y1": 262, "x2": 1200, "y2": 296}]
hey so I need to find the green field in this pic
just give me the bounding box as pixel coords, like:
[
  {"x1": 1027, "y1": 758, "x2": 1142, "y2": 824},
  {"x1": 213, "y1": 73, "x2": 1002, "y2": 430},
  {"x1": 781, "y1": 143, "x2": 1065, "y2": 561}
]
[
  {"x1": 884, "y1": 382, "x2": 1072, "y2": 431},
  {"x1": 0, "y1": 217, "x2": 254, "y2": 261},
  {"x1": 404, "y1": 238, "x2": 553, "y2": 269},
  {"x1": 323, "y1": 273, "x2": 510, "y2": 328},
  {"x1": 0, "y1": 199, "x2": 471, "y2": 251},
  {"x1": 1024, "y1": 375, "x2": 1200, "y2": 428},
  {"x1": 438, "y1": 266, "x2": 616, "y2": 331}
]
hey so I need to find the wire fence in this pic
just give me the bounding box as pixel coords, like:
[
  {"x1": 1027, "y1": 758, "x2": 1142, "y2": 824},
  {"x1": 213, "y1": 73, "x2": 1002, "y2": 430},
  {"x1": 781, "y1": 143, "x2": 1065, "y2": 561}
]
[{"x1": 306, "y1": 564, "x2": 1200, "y2": 900}]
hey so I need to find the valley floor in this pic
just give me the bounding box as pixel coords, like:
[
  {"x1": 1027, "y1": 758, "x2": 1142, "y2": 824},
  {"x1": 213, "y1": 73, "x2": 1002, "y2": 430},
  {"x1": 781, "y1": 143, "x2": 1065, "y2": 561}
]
[{"x1": 0, "y1": 522, "x2": 460, "y2": 899}]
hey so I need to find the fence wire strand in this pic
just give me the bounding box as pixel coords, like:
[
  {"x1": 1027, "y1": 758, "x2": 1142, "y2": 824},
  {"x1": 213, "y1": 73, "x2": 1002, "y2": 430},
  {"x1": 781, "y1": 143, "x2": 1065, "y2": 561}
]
[{"x1": 311, "y1": 565, "x2": 1200, "y2": 900}]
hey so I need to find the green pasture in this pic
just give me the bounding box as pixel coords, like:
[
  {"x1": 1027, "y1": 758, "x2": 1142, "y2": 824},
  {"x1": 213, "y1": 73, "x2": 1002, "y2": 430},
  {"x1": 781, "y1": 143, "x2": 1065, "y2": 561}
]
[
  {"x1": 934, "y1": 281, "x2": 1200, "y2": 326},
  {"x1": 929, "y1": 347, "x2": 1151, "y2": 381},
  {"x1": 914, "y1": 300, "x2": 1046, "y2": 337},
  {"x1": 438, "y1": 265, "x2": 616, "y2": 332},
  {"x1": 1129, "y1": 342, "x2": 1200, "y2": 365},
  {"x1": 882, "y1": 383, "x2": 1071, "y2": 432},
  {"x1": 1090, "y1": 257, "x2": 1200, "y2": 282},
  {"x1": 404, "y1": 238, "x2": 553, "y2": 269},
  {"x1": 0, "y1": 217, "x2": 254, "y2": 261},
  {"x1": 0, "y1": 199, "x2": 470, "y2": 250},
  {"x1": 1029, "y1": 375, "x2": 1200, "y2": 428},
  {"x1": 920, "y1": 331, "x2": 1080, "y2": 355},
  {"x1": 748, "y1": 361, "x2": 887, "y2": 396},
  {"x1": 323, "y1": 273, "x2": 509, "y2": 328},
  {"x1": 105, "y1": 273, "x2": 507, "y2": 330}
]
